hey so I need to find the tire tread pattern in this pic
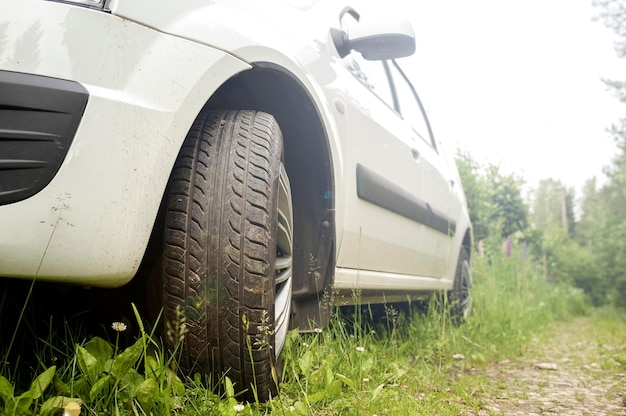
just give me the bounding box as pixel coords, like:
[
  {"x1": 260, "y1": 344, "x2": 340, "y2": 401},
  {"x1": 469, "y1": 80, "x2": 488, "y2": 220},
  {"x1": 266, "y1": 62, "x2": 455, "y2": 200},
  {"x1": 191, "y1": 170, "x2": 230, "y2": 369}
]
[{"x1": 162, "y1": 110, "x2": 282, "y2": 401}]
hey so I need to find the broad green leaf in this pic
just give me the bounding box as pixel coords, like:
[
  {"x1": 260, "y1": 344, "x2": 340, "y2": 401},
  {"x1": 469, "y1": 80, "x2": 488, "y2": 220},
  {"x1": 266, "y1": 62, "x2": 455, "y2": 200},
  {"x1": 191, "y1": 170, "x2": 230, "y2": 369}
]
[
  {"x1": 89, "y1": 375, "x2": 112, "y2": 402},
  {"x1": 0, "y1": 376, "x2": 14, "y2": 403},
  {"x1": 103, "y1": 358, "x2": 113, "y2": 374},
  {"x1": 12, "y1": 390, "x2": 36, "y2": 414},
  {"x1": 285, "y1": 328, "x2": 299, "y2": 345},
  {"x1": 293, "y1": 400, "x2": 308, "y2": 415},
  {"x1": 324, "y1": 364, "x2": 334, "y2": 386},
  {"x1": 298, "y1": 350, "x2": 314, "y2": 374},
  {"x1": 110, "y1": 338, "x2": 143, "y2": 378},
  {"x1": 72, "y1": 377, "x2": 90, "y2": 398},
  {"x1": 394, "y1": 366, "x2": 407, "y2": 380},
  {"x1": 362, "y1": 357, "x2": 374, "y2": 374},
  {"x1": 325, "y1": 379, "x2": 342, "y2": 399},
  {"x1": 306, "y1": 390, "x2": 324, "y2": 403},
  {"x1": 224, "y1": 376, "x2": 235, "y2": 399},
  {"x1": 39, "y1": 396, "x2": 80, "y2": 416},
  {"x1": 120, "y1": 369, "x2": 143, "y2": 396},
  {"x1": 3, "y1": 397, "x2": 16, "y2": 415},
  {"x1": 29, "y1": 366, "x2": 56, "y2": 399},
  {"x1": 309, "y1": 364, "x2": 331, "y2": 388},
  {"x1": 335, "y1": 373, "x2": 355, "y2": 390},
  {"x1": 167, "y1": 369, "x2": 185, "y2": 396},
  {"x1": 136, "y1": 378, "x2": 158, "y2": 408},
  {"x1": 54, "y1": 376, "x2": 70, "y2": 396},
  {"x1": 85, "y1": 337, "x2": 113, "y2": 364},
  {"x1": 308, "y1": 368, "x2": 324, "y2": 388},
  {"x1": 371, "y1": 383, "x2": 385, "y2": 401},
  {"x1": 145, "y1": 356, "x2": 159, "y2": 379},
  {"x1": 76, "y1": 345, "x2": 99, "y2": 384}
]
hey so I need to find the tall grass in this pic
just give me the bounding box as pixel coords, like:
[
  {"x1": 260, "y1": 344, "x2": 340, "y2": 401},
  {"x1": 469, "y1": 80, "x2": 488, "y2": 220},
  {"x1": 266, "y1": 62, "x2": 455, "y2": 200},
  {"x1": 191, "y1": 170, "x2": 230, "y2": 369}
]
[
  {"x1": 273, "y1": 253, "x2": 590, "y2": 415},
  {"x1": 460, "y1": 253, "x2": 589, "y2": 358},
  {"x1": 0, "y1": 253, "x2": 591, "y2": 415}
]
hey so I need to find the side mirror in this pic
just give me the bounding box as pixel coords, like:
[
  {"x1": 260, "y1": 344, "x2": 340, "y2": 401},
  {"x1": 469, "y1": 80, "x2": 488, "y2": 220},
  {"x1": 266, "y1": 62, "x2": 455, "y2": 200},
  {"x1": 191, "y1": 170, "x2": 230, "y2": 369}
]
[{"x1": 331, "y1": 20, "x2": 416, "y2": 61}]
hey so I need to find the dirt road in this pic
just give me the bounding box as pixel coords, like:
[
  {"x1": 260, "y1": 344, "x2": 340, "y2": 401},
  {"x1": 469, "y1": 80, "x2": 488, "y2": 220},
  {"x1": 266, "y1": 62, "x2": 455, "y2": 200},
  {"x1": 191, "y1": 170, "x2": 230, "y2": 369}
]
[{"x1": 474, "y1": 317, "x2": 625, "y2": 416}]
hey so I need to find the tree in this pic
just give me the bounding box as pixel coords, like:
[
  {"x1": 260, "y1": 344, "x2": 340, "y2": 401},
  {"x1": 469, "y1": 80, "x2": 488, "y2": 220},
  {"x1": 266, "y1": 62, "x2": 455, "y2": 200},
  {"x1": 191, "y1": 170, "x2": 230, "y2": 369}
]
[
  {"x1": 530, "y1": 178, "x2": 576, "y2": 237},
  {"x1": 575, "y1": 177, "x2": 601, "y2": 247},
  {"x1": 584, "y1": 0, "x2": 626, "y2": 306},
  {"x1": 487, "y1": 165, "x2": 528, "y2": 239},
  {"x1": 455, "y1": 149, "x2": 496, "y2": 243},
  {"x1": 593, "y1": 0, "x2": 626, "y2": 57},
  {"x1": 456, "y1": 150, "x2": 529, "y2": 248}
]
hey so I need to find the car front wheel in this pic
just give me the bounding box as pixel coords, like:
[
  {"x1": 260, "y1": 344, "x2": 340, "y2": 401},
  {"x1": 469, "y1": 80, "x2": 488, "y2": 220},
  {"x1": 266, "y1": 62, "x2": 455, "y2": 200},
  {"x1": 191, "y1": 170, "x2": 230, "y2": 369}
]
[{"x1": 161, "y1": 110, "x2": 293, "y2": 401}]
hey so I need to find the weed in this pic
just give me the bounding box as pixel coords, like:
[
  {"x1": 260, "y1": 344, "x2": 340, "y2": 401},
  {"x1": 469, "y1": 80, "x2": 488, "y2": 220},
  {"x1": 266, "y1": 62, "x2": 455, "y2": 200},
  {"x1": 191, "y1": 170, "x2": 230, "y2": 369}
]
[{"x1": 0, "y1": 253, "x2": 614, "y2": 415}]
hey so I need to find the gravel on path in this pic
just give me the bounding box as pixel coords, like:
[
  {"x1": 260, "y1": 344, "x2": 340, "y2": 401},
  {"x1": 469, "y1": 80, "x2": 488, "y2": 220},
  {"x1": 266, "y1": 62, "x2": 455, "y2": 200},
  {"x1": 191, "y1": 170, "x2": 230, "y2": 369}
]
[{"x1": 472, "y1": 317, "x2": 625, "y2": 416}]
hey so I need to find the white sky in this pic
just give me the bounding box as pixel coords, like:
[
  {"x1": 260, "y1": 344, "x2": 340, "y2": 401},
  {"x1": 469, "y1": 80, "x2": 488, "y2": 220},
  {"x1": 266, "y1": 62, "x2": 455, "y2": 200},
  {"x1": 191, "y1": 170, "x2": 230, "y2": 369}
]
[{"x1": 388, "y1": 1, "x2": 626, "y2": 193}]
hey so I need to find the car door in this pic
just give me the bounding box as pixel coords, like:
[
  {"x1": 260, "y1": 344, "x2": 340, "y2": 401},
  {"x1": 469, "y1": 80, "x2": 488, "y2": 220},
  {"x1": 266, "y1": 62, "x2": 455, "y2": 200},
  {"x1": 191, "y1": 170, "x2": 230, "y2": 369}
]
[
  {"x1": 335, "y1": 54, "x2": 430, "y2": 276},
  {"x1": 333, "y1": 11, "x2": 433, "y2": 277},
  {"x1": 386, "y1": 60, "x2": 460, "y2": 277}
]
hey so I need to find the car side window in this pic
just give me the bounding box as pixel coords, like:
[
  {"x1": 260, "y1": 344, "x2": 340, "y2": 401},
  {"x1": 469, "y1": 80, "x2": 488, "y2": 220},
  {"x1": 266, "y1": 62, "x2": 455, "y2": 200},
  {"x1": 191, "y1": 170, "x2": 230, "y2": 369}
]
[
  {"x1": 340, "y1": 10, "x2": 395, "y2": 108},
  {"x1": 388, "y1": 61, "x2": 437, "y2": 150},
  {"x1": 344, "y1": 56, "x2": 395, "y2": 108}
]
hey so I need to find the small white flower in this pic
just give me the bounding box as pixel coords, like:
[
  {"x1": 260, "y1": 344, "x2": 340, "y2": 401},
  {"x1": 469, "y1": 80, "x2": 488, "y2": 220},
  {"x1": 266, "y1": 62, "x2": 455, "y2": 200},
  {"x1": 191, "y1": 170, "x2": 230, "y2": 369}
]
[
  {"x1": 356, "y1": 346, "x2": 365, "y2": 353},
  {"x1": 111, "y1": 322, "x2": 127, "y2": 332},
  {"x1": 233, "y1": 404, "x2": 245, "y2": 412},
  {"x1": 362, "y1": 377, "x2": 369, "y2": 382},
  {"x1": 302, "y1": 342, "x2": 309, "y2": 348},
  {"x1": 314, "y1": 327, "x2": 323, "y2": 334}
]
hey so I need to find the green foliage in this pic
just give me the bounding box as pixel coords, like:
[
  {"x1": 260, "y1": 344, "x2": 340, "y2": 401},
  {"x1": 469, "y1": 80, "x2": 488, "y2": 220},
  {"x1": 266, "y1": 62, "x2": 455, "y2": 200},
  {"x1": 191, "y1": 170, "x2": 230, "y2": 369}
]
[
  {"x1": 0, "y1": 366, "x2": 57, "y2": 416},
  {"x1": 456, "y1": 149, "x2": 497, "y2": 242},
  {"x1": 575, "y1": 177, "x2": 602, "y2": 247},
  {"x1": 456, "y1": 147, "x2": 614, "y2": 308},
  {"x1": 456, "y1": 150, "x2": 528, "y2": 244},
  {"x1": 593, "y1": 0, "x2": 626, "y2": 59},
  {"x1": 277, "y1": 254, "x2": 588, "y2": 415},
  {"x1": 530, "y1": 179, "x2": 576, "y2": 237},
  {"x1": 585, "y1": 0, "x2": 626, "y2": 307},
  {"x1": 0, "y1": 252, "x2": 598, "y2": 416},
  {"x1": 0, "y1": 306, "x2": 186, "y2": 415}
]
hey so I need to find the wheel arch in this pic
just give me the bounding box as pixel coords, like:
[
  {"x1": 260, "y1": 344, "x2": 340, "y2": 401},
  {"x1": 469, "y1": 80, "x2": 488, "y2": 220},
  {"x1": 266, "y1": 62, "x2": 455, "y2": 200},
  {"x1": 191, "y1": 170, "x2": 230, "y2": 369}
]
[
  {"x1": 462, "y1": 227, "x2": 473, "y2": 259},
  {"x1": 202, "y1": 63, "x2": 337, "y2": 331}
]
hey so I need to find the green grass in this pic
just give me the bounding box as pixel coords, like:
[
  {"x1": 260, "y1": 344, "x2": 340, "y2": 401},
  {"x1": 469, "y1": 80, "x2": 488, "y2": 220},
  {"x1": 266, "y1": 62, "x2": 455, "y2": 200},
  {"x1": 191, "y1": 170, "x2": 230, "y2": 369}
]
[{"x1": 0, "y1": 254, "x2": 602, "y2": 415}]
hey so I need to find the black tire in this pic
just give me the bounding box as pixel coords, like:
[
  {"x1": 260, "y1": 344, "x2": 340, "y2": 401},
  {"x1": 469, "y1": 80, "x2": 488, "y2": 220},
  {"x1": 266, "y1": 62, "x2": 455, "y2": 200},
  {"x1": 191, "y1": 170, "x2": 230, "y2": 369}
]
[
  {"x1": 161, "y1": 110, "x2": 293, "y2": 401},
  {"x1": 449, "y1": 247, "x2": 472, "y2": 324}
]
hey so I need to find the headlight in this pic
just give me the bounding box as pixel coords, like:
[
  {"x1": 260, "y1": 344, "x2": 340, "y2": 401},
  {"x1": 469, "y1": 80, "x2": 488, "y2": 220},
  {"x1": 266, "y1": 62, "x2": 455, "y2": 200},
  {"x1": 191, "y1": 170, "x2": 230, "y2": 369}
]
[{"x1": 46, "y1": 0, "x2": 109, "y2": 10}]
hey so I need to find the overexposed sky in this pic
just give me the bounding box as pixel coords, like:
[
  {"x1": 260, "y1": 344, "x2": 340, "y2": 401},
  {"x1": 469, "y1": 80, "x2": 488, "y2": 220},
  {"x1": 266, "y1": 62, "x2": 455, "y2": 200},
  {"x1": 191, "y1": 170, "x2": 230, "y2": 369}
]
[{"x1": 388, "y1": 1, "x2": 626, "y2": 192}]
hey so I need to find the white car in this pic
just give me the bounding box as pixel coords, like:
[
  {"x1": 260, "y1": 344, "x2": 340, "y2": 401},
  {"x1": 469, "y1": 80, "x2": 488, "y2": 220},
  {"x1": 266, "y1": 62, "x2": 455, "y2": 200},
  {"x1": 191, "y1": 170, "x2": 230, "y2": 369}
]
[{"x1": 0, "y1": 0, "x2": 472, "y2": 400}]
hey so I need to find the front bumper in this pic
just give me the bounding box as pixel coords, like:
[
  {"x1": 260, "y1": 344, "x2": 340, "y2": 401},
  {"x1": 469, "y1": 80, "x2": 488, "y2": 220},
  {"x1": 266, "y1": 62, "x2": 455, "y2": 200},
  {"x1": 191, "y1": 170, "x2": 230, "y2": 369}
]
[{"x1": 0, "y1": 1, "x2": 250, "y2": 286}]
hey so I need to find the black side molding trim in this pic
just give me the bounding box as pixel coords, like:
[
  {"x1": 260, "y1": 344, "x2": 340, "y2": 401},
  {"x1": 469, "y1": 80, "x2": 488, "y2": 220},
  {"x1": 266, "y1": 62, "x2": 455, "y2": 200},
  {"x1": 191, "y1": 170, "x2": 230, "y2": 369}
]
[{"x1": 356, "y1": 164, "x2": 456, "y2": 236}]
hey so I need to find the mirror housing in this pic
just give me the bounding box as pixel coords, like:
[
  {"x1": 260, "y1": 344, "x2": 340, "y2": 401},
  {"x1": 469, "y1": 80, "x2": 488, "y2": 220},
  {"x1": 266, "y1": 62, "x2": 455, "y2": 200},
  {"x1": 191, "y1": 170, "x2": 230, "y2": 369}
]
[{"x1": 331, "y1": 20, "x2": 416, "y2": 60}]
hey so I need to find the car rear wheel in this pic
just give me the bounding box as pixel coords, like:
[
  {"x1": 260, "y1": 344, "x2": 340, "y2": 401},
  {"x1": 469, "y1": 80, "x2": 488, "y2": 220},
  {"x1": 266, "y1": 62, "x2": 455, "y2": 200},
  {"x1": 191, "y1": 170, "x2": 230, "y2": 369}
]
[
  {"x1": 161, "y1": 110, "x2": 293, "y2": 401},
  {"x1": 449, "y1": 247, "x2": 472, "y2": 323}
]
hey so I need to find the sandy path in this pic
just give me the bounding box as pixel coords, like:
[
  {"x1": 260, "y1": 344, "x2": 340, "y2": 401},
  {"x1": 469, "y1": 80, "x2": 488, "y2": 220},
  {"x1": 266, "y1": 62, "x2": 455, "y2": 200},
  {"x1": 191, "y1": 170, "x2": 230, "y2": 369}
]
[{"x1": 473, "y1": 317, "x2": 625, "y2": 416}]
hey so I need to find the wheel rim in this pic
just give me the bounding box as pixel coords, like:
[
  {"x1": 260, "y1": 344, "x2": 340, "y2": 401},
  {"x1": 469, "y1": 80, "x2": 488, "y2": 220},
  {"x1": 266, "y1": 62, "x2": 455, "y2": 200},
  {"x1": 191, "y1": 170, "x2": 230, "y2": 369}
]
[{"x1": 274, "y1": 164, "x2": 293, "y2": 356}]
